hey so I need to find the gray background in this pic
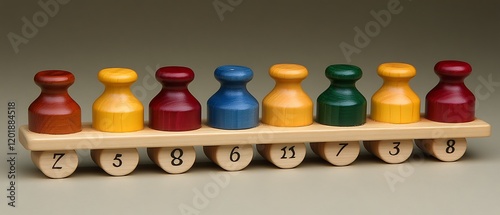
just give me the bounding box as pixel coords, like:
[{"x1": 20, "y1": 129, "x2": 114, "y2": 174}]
[{"x1": 1, "y1": 0, "x2": 499, "y2": 214}]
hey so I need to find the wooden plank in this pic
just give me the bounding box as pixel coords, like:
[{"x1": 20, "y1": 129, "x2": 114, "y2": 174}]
[{"x1": 19, "y1": 118, "x2": 491, "y2": 151}]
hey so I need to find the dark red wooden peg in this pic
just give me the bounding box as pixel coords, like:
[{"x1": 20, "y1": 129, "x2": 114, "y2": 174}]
[
  {"x1": 149, "y1": 66, "x2": 201, "y2": 131},
  {"x1": 28, "y1": 70, "x2": 82, "y2": 134},
  {"x1": 426, "y1": 60, "x2": 475, "y2": 123}
]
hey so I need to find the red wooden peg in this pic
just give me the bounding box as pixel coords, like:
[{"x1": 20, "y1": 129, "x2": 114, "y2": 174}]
[
  {"x1": 28, "y1": 70, "x2": 81, "y2": 134},
  {"x1": 425, "y1": 60, "x2": 475, "y2": 123},
  {"x1": 149, "y1": 66, "x2": 201, "y2": 131}
]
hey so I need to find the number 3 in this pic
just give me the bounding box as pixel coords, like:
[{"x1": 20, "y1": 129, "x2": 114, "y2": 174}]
[{"x1": 389, "y1": 142, "x2": 400, "y2": 156}]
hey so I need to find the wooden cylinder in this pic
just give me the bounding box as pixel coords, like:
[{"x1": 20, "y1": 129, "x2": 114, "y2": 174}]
[
  {"x1": 416, "y1": 138, "x2": 467, "y2": 162},
  {"x1": 363, "y1": 140, "x2": 413, "y2": 164},
  {"x1": 310, "y1": 141, "x2": 360, "y2": 166},
  {"x1": 256, "y1": 143, "x2": 306, "y2": 169},
  {"x1": 203, "y1": 145, "x2": 253, "y2": 171},
  {"x1": 31, "y1": 150, "x2": 78, "y2": 178},
  {"x1": 90, "y1": 148, "x2": 139, "y2": 176},
  {"x1": 147, "y1": 146, "x2": 196, "y2": 174}
]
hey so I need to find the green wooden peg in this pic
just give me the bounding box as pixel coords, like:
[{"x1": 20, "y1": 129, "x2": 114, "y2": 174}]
[{"x1": 316, "y1": 64, "x2": 367, "y2": 126}]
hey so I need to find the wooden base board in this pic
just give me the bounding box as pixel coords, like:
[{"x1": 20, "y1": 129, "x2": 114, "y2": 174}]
[{"x1": 19, "y1": 118, "x2": 490, "y2": 151}]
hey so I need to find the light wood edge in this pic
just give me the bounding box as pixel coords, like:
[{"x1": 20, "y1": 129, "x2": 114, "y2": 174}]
[{"x1": 19, "y1": 118, "x2": 491, "y2": 151}]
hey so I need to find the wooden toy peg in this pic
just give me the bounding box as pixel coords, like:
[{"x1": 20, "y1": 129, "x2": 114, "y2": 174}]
[
  {"x1": 426, "y1": 60, "x2": 475, "y2": 123},
  {"x1": 205, "y1": 65, "x2": 258, "y2": 171},
  {"x1": 207, "y1": 65, "x2": 259, "y2": 129},
  {"x1": 371, "y1": 63, "x2": 420, "y2": 124},
  {"x1": 317, "y1": 64, "x2": 367, "y2": 126},
  {"x1": 262, "y1": 64, "x2": 313, "y2": 126},
  {"x1": 91, "y1": 68, "x2": 143, "y2": 175},
  {"x1": 92, "y1": 68, "x2": 144, "y2": 132},
  {"x1": 149, "y1": 66, "x2": 201, "y2": 131},
  {"x1": 28, "y1": 70, "x2": 81, "y2": 134},
  {"x1": 259, "y1": 64, "x2": 312, "y2": 168},
  {"x1": 367, "y1": 63, "x2": 419, "y2": 163}
]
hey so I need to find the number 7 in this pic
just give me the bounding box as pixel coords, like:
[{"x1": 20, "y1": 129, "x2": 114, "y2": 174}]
[{"x1": 336, "y1": 143, "x2": 348, "y2": 156}]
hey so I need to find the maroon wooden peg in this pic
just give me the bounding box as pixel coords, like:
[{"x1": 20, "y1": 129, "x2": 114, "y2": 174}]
[
  {"x1": 425, "y1": 60, "x2": 475, "y2": 123},
  {"x1": 28, "y1": 70, "x2": 82, "y2": 134},
  {"x1": 149, "y1": 66, "x2": 202, "y2": 131}
]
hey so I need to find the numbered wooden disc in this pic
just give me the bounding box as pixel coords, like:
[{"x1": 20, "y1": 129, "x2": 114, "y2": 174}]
[
  {"x1": 203, "y1": 145, "x2": 253, "y2": 171},
  {"x1": 310, "y1": 141, "x2": 360, "y2": 166},
  {"x1": 31, "y1": 150, "x2": 78, "y2": 179},
  {"x1": 147, "y1": 146, "x2": 196, "y2": 174},
  {"x1": 415, "y1": 138, "x2": 467, "y2": 162},
  {"x1": 363, "y1": 140, "x2": 413, "y2": 164},
  {"x1": 90, "y1": 148, "x2": 139, "y2": 176},
  {"x1": 256, "y1": 143, "x2": 306, "y2": 169}
]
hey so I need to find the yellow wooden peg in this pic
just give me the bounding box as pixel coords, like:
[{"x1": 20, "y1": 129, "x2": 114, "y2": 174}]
[
  {"x1": 371, "y1": 63, "x2": 420, "y2": 124},
  {"x1": 92, "y1": 68, "x2": 144, "y2": 132},
  {"x1": 262, "y1": 64, "x2": 313, "y2": 126}
]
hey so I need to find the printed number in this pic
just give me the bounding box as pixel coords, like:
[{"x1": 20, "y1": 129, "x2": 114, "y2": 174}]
[
  {"x1": 389, "y1": 142, "x2": 400, "y2": 156},
  {"x1": 113, "y1": 154, "x2": 123, "y2": 167},
  {"x1": 446, "y1": 139, "x2": 456, "y2": 154},
  {"x1": 171, "y1": 148, "x2": 184, "y2": 166},
  {"x1": 230, "y1": 146, "x2": 241, "y2": 162},
  {"x1": 280, "y1": 146, "x2": 296, "y2": 159},
  {"x1": 336, "y1": 143, "x2": 349, "y2": 156},
  {"x1": 52, "y1": 153, "x2": 65, "y2": 169}
]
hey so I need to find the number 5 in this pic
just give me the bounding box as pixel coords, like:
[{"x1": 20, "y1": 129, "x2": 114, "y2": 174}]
[{"x1": 113, "y1": 154, "x2": 123, "y2": 167}]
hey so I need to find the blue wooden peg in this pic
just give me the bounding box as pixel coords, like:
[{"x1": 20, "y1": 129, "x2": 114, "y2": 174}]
[{"x1": 207, "y1": 65, "x2": 259, "y2": 129}]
